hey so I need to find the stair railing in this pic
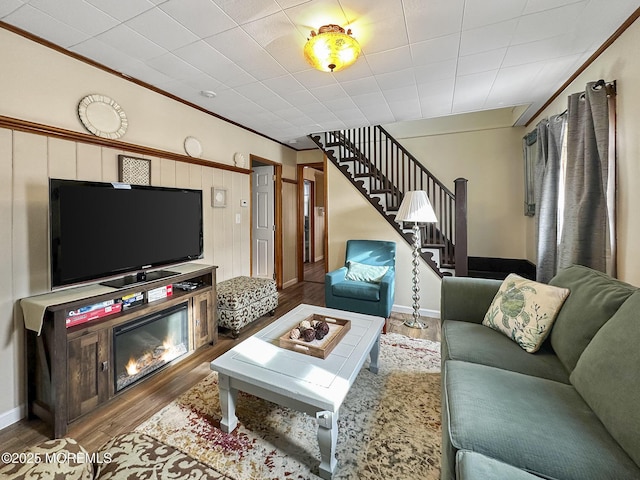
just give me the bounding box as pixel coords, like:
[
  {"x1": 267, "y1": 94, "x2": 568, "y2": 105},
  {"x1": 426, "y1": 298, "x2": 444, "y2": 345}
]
[{"x1": 311, "y1": 126, "x2": 468, "y2": 277}]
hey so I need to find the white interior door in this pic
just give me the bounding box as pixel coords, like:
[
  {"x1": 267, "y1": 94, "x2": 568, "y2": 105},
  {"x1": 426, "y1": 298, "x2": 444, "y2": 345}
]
[{"x1": 252, "y1": 165, "x2": 275, "y2": 278}]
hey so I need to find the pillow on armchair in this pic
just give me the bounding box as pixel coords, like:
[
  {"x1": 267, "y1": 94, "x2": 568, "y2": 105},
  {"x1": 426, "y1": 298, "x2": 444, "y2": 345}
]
[{"x1": 345, "y1": 261, "x2": 389, "y2": 283}]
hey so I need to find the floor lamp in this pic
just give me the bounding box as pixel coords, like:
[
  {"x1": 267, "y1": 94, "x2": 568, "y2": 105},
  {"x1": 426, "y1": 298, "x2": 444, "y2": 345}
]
[{"x1": 395, "y1": 191, "x2": 438, "y2": 329}]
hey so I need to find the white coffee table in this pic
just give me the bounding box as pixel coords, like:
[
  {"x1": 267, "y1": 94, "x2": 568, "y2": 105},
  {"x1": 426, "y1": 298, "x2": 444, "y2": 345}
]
[{"x1": 210, "y1": 303, "x2": 385, "y2": 479}]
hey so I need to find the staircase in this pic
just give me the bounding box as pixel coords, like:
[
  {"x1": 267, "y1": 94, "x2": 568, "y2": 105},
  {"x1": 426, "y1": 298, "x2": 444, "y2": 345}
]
[{"x1": 310, "y1": 126, "x2": 468, "y2": 278}]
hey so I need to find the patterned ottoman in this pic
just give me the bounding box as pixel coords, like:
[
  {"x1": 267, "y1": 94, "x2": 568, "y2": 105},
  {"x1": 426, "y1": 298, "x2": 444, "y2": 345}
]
[{"x1": 217, "y1": 276, "x2": 278, "y2": 337}]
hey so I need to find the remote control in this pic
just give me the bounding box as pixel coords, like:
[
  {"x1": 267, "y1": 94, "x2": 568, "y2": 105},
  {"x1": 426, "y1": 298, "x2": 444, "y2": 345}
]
[{"x1": 173, "y1": 281, "x2": 198, "y2": 291}]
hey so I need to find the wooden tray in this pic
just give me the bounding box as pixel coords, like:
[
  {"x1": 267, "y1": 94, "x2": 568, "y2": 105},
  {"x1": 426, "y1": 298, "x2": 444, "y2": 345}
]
[{"x1": 278, "y1": 313, "x2": 351, "y2": 359}]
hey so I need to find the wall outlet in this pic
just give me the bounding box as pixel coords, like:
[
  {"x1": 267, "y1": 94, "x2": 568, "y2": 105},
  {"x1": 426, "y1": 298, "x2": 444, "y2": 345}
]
[{"x1": 235, "y1": 213, "x2": 241, "y2": 224}]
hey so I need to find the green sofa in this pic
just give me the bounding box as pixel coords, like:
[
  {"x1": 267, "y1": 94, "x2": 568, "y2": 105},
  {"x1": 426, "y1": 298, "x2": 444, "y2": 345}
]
[{"x1": 440, "y1": 265, "x2": 640, "y2": 480}]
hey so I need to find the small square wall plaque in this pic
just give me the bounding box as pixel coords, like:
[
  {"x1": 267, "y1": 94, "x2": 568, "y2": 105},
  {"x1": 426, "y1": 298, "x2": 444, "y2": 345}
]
[
  {"x1": 118, "y1": 155, "x2": 151, "y2": 185},
  {"x1": 212, "y1": 187, "x2": 227, "y2": 207}
]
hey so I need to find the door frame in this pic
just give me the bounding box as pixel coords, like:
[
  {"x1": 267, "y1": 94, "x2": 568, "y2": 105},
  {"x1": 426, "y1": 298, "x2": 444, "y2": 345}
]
[
  {"x1": 250, "y1": 154, "x2": 283, "y2": 288},
  {"x1": 297, "y1": 160, "x2": 328, "y2": 282}
]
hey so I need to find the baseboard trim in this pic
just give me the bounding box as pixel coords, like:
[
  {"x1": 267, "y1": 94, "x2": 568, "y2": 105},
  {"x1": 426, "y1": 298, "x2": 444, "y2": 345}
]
[
  {"x1": 282, "y1": 278, "x2": 299, "y2": 289},
  {"x1": 391, "y1": 304, "x2": 440, "y2": 319},
  {"x1": 0, "y1": 404, "x2": 26, "y2": 430}
]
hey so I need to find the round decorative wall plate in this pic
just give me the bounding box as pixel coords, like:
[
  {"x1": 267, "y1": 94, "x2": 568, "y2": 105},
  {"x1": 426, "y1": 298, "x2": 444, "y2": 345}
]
[
  {"x1": 78, "y1": 94, "x2": 128, "y2": 139},
  {"x1": 184, "y1": 136, "x2": 203, "y2": 158}
]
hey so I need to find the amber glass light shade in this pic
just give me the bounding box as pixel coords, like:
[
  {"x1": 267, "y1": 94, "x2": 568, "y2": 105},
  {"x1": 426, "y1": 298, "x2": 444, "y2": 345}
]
[{"x1": 304, "y1": 24, "x2": 361, "y2": 73}]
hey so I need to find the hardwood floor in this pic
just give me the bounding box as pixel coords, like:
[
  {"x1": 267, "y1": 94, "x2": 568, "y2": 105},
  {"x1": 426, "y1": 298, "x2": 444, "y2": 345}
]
[{"x1": 0, "y1": 278, "x2": 439, "y2": 455}]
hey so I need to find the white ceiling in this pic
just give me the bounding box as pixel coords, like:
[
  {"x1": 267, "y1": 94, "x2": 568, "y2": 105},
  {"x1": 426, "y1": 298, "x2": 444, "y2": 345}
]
[{"x1": 2, "y1": 0, "x2": 638, "y2": 149}]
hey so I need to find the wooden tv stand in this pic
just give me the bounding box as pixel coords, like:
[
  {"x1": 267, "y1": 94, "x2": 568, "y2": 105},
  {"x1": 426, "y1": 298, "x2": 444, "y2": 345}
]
[{"x1": 22, "y1": 263, "x2": 217, "y2": 438}]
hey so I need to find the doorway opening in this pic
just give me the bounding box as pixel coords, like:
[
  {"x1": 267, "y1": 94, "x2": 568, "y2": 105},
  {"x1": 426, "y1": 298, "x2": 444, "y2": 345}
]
[{"x1": 297, "y1": 162, "x2": 327, "y2": 284}]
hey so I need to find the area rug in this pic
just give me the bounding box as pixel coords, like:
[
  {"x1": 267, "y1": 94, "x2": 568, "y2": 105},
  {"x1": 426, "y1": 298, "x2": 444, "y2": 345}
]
[{"x1": 136, "y1": 333, "x2": 441, "y2": 480}]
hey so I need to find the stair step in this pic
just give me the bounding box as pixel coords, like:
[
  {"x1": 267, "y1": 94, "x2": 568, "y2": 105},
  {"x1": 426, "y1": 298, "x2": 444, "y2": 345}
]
[{"x1": 353, "y1": 172, "x2": 373, "y2": 178}]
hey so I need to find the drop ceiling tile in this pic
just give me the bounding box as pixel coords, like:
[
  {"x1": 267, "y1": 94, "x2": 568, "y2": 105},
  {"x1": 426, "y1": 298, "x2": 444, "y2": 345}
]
[
  {"x1": 118, "y1": 60, "x2": 175, "y2": 86},
  {"x1": 388, "y1": 98, "x2": 422, "y2": 122},
  {"x1": 285, "y1": 89, "x2": 320, "y2": 106},
  {"x1": 160, "y1": 0, "x2": 237, "y2": 38},
  {"x1": 414, "y1": 59, "x2": 457, "y2": 84},
  {"x1": 462, "y1": 0, "x2": 527, "y2": 30},
  {"x1": 502, "y1": 35, "x2": 582, "y2": 68},
  {"x1": 28, "y1": 0, "x2": 118, "y2": 36},
  {"x1": 486, "y1": 62, "x2": 545, "y2": 105},
  {"x1": 3, "y1": 5, "x2": 89, "y2": 47},
  {"x1": 343, "y1": 0, "x2": 408, "y2": 54},
  {"x1": 84, "y1": 0, "x2": 155, "y2": 22},
  {"x1": 174, "y1": 41, "x2": 256, "y2": 86},
  {"x1": 262, "y1": 75, "x2": 306, "y2": 95},
  {"x1": 513, "y1": 2, "x2": 588, "y2": 45},
  {"x1": 522, "y1": 0, "x2": 586, "y2": 15},
  {"x1": 126, "y1": 8, "x2": 200, "y2": 51},
  {"x1": 366, "y1": 46, "x2": 412, "y2": 75},
  {"x1": 0, "y1": 0, "x2": 22, "y2": 17},
  {"x1": 339, "y1": 76, "x2": 380, "y2": 96},
  {"x1": 375, "y1": 68, "x2": 416, "y2": 90},
  {"x1": 283, "y1": 0, "x2": 349, "y2": 39},
  {"x1": 452, "y1": 70, "x2": 497, "y2": 112},
  {"x1": 276, "y1": 0, "x2": 314, "y2": 9},
  {"x1": 96, "y1": 24, "x2": 166, "y2": 60},
  {"x1": 212, "y1": 0, "x2": 282, "y2": 24},
  {"x1": 328, "y1": 59, "x2": 374, "y2": 82},
  {"x1": 419, "y1": 82, "x2": 454, "y2": 118},
  {"x1": 309, "y1": 84, "x2": 349, "y2": 101},
  {"x1": 147, "y1": 53, "x2": 204, "y2": 80},
  {"x1": 411, "y1": 34, "x2": 460, "y2": 66},
  {"x1": 70, "y1": 38, "x2": 139, "y2": 71},
  {"x1": 293, "y1": 69, "x2": 338, "y2": 89},
  {"x1": 333, "y1": 109, "x2": 368, "y2": 124},
  {"x1": 382, "y1": 85, "x2": 419, "y2": 103},
  {"x1": 403, "y1": 0, "x2": 465, "y2": 43},
  {"x1": 457, "y1": 48, "x2": 507, "y2": 76},
  {"x1": 241, "y1": 11, "x2": 309, "y2": 72},
  {"x1": 321, "y1": 96, "x2": 358, "y2": 112},
  {"x1": 234, "y1": 81, "x2": 280, "y2": 103},
  {"x1": 182, "y1": 72, "x2": 225, "y2": 93},
  {"x1": 460, "y1": 19, "x2": 518, "y2": 56}
]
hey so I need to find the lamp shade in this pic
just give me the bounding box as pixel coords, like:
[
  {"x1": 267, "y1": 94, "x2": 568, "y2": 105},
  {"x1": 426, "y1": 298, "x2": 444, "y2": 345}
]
[
  {"x1": 395, "y1": 191, "x2": 437, "y2": 223},
  {"x1": 304, "y1": 24, "x2": 361, "y2": 72}
]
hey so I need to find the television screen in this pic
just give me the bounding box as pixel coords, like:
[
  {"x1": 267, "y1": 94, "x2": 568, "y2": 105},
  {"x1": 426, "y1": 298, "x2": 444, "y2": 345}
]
[{"x1": 50, "y1": 178, "x2": 203, "y2": 288}]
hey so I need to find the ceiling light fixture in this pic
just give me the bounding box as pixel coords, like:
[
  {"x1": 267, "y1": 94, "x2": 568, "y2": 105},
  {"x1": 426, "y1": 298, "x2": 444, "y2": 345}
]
[
  {"x1": 304, "y1": 24, "x2": 361, "y2": 73},
  {"x1": 200, "y1": 90, "x2": 217, "y2": 98}
]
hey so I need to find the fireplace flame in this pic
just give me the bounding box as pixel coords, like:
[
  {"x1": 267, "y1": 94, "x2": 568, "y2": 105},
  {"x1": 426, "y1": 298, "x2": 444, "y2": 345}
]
[
  {"x1": 124, "y1": 335, "x2": 183, "y2": 377},
  {"x1": 125, "y1": 357, "x2": 138, "y2": 376}
]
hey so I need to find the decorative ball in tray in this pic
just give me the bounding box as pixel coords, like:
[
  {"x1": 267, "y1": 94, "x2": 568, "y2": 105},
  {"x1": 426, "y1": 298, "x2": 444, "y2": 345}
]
[
  {"x1": 279, "y1": 313, "x2": 351, "y2": 359},
  {"x1": 289, "y1": 319, "x2": 330, "y2": 342}
]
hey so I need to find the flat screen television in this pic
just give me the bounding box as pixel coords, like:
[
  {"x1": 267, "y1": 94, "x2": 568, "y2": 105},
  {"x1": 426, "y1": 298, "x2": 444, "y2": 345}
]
[{"x1": 50, "y1": 178, "x2": 203, "y2": 288}]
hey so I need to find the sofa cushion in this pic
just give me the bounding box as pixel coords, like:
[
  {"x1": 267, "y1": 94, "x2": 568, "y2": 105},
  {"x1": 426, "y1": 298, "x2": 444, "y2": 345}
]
[
  {"x1": 443, "y1": 360, "x2": 640, "y2": 480},
  {"x1": 442, "y1": 320, "x2": 570, "y2": 383},
  {"x1": 549, "y1": 265, "x2": 636, "y2": 372},
  {"x1": 571, "y1": 291, "x2": 640, "y2": 468},
  {"x1": 482, "y1": 274, "x2": 569, "y2": 352},
  {"x1": 95, "y1": 432, "x2": 230, "y2": 479},
  {"x1": 345, "y1": 260, "x2": 389, "y2": 283},
  {"x1": 456, "y1": 451, "x2": 544, "y2": 480},
  {"x1": 331, "y1": 280, "x2": 380, "y2": 301}
]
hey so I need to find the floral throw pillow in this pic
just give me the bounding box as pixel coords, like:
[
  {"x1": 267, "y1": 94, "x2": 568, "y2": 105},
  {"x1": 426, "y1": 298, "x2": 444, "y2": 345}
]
[{"x1": 482, "y1": 274, "x2": 570, "y2": 353}]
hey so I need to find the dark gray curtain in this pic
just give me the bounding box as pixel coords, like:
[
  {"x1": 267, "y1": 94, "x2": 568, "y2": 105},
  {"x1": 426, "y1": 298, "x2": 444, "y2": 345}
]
[
  {"x1": 557, "y1": 80, "x2": 617, "y2": 276},
  {"x1": 535, "y1": 114, "x2": 567, "y2": 283}
]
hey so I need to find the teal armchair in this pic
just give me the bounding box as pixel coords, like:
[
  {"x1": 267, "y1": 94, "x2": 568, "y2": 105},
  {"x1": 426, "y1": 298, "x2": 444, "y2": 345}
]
[{"x1": 325, "y1": 240, "x2": 396, "y2": 318}]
